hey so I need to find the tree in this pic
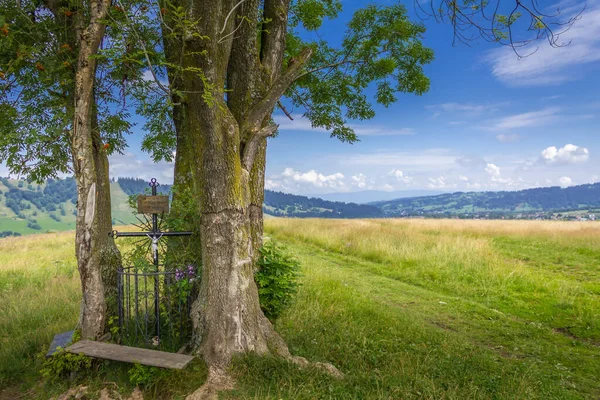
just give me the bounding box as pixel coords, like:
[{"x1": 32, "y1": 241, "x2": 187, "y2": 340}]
[
  {"x1": 0, "y1": 0, "x2": 128, "y2": 339},
  {"x1": 133, "y1": 0, "x2": 434, "y2": 393}
]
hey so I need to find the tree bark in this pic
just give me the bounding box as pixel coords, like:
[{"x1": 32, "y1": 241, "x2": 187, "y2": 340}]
[
  {"x1": 163, "y1": 2, "x2": 336, "y2": 389},
  {"x1": 69, "y1": 0, "x2": 119, "y2": 340}
]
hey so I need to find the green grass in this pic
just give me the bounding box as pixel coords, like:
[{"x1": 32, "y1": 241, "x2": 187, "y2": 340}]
[{"x1": 1, "y1": 219, "x2": 599, "y2": 399}]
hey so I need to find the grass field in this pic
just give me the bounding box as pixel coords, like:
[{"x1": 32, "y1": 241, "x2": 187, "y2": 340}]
[{"x1": 1, "y1": 219, "x2": 599, "y2": 399}]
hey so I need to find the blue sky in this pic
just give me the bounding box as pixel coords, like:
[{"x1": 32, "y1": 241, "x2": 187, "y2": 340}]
[
  {"x1": 21, "y1": 0, "x2": 600, "y2": 197},
  {"x1": 259, "y1": 0, "x2": 599, "y2": 196}
]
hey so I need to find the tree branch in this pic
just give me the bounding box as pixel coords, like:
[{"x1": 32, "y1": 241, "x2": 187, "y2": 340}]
[
  {"x1": 241, "y1": 123, "x2": 278, "y2": 171},
  {"x1": 277, "y1": 101, "x2": 293, "y2": 120},
  {"x1": 296, "y1": 59, "x2": 368, "y2": 80},
  {"x1": 114, "y1": 0, "x2": 171, "y2": 96},
  {"x1": 260, "y1": 0, "x2": 291, "y2": 76},
  {"x1": 220, "y1": 0, "x2": 247, "y2": 35},
  {"x1": 413, "y1": 0, "x2": 584, "y2": 58},
  {"x1": 244, "y1": 47, "x2": 313, "y2": 133}
]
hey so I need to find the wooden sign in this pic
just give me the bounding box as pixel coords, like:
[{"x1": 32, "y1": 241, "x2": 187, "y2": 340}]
[{"x1": 137, "y1": 195, "x2": 170, "y2": 214}]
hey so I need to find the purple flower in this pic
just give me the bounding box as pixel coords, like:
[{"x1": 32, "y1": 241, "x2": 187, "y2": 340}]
[
  {"x1": 175, "y1": 268, "x2": 185, "y2": 281},
  {"x1": 187, "y1": 264, "x2": 195, "y2": 278}
]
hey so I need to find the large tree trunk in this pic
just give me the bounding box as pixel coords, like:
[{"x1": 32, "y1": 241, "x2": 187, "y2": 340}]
[
  {"x1": 164, "y1": 3, "x2": 330, "y2": 391},
  {"x1": 70, "y1": 0, "x2": 118, "y2": 340}
]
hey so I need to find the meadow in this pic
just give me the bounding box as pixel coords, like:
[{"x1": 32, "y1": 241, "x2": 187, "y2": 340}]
[{"x1": 0, "y1": 218, "x2": 599, "y2": 399}]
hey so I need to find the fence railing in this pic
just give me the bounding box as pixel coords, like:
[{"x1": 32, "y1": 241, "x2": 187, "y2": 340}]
[{"x1": 117, "y1": 266, "x2": 194, "y2": 352}]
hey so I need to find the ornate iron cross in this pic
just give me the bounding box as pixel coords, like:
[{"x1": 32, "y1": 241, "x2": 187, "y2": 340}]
[{"x1": 110, "y1": 178, "x2": 192, "y2": 271}]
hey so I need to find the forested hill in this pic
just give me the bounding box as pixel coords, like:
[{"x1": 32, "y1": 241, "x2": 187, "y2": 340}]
[
  {"x1": 264, "y1": 190, "x2": 383, "y2": 218},
  {"x1": 375, "y1": 182, "x2": 600, "y2": 217},
  {"x1": 117, "y1": 177, "x2": 172, "y2": 195},
  {"x1": 0, "y1": 177, "x2": 137, "y2": 237},
  {"x1": 118, "y1": 179, "x2": 383, "y2": 218},
  {"x1": 118, "y1": 178, "x2": 384, "y2": 218}
]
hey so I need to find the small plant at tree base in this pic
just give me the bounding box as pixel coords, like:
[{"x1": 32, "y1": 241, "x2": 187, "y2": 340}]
[
  {"x1": 128, "y1": 363, "x2": 166, "y2": 388},
  {"x1": 40, "y1": 331, "x2": 93, "y2": 380},
  {"x1": 255, "y1": 240, "x2": 302, "y2": 321},
  {"x1": 173, "y1": 264, "x2": 196, "y2": 298}
]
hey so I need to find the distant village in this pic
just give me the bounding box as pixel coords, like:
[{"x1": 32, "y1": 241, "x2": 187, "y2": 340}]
[{"x1": 396, "y1": 211, "x2": 598, "y2": 221}]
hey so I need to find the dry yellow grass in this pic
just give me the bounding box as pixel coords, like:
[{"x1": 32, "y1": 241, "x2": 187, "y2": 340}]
[
  {"x1": 0, "y1": 231, "x2": 77, "y2": 273},
  {"x1": 383, "y1": 218, "x2": 600, "y2": 241}
]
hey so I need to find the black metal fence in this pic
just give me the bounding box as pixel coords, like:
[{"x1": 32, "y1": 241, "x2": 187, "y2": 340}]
[{"x1": 117, "y1": 266, "x2": 195, "y2": 352}]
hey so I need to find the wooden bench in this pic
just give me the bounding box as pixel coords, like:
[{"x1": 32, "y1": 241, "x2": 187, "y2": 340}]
[{"x1": 66, "y1": 340, "x2": 194, "y2": 370}]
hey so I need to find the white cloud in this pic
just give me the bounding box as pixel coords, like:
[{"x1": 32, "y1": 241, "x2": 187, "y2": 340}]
[
  {"x1": 540, "y1": 144, "x2": 590, "y2": 164},
  {"x1": 109, "y1": 152, "x2": 174, "y2": 182},
  {"x1": 487, "y1": 108, "x2": 560, "y2": 130},
  {"x1": 427, "y1": 102, "x2": 508, "y2": 114},
  {"x1": 264, "y1": 179, "x2": 280, "y2": 190},
  {"x1": 351, "y1": 173, "x2": 369, "y2": 189},
  {"x1": 485, "y1": 163, "x2": 501, "y2": 177},
  {"x1": 427, "y1": 176, "x2": 454, "y2": 189},
  {"x1": 281, "y1": 167, "x2": 345, "y2": 189},
  {"x1": 496, "y1": 133, "x2": 520, "y2": 143},
  {"x1": 266, "y1": 167, "x2": 349, "y2": 193},
  {"x1": 485, "y1": 5, "x2": 600, "y2": 86},
  {"x1": 389, "y1": 169, "x2": 404, "y2": 179},
  {"x1": 387, "y1": 169, "x2": 414, "y2": 185},
  {"x1": 459, "y1": 175, "x2": 469, "y2": 182},
  {"x1": 559, "y1": 176, "x2": 573, "y2": 187}
]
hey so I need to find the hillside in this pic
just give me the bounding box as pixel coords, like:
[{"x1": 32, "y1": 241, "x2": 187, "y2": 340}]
[
  {"x1": 0, "y1": 177, "x2": 383, "y2": 236},
  {"x1": 1, "y1": 178, "x2": 599, "y2": 237},
  {"x1": 306, "y1": 189, "x2": 444, "y2": 204},
  {"x1": 374, "y1": 182, "x2": 600, "y2": 217},
  {"x1": 0, "y1": 177, "x2": 137, "y2": 236},
  {"x1": 264, "y1": 190, "x2": 383, "y2": 218}
]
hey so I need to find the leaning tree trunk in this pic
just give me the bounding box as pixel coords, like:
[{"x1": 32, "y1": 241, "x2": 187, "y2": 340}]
[
  {"x1": 92, "y1": 104, "x2": 122, "y2": 320},
  {"x1": 70, "y1": 0, "x2": 117, "y2": 340}
]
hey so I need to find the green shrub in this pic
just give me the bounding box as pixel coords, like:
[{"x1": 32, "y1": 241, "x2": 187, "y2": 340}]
[
  {"x1": 40, "y1": 332, "x2": 93, "y2": 380},
  {"x1": 40, "y1": 350, "x2": 92, "y2": 380},
  {"x1": 128, "y1": 363, "x2": 166, "y2": 388},
  {"x1": 255, "y1": 240, "x2": 302, "y2": 321},
  {"x1": 27, "y1": 221, "x2": 41, "y2": 230}
]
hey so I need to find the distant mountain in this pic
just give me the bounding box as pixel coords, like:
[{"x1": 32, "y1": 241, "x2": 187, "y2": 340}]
[
  {"x1": 307, "y1": 190, "x2": 444, "y2": 204},
  {"x1": 375, "y1": 183, "x2": 600, "y2": 216}
]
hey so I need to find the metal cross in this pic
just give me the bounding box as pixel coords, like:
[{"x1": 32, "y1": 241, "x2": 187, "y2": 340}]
[
  {"x1": 110, "y1": 178, "x2": 192, "y2": 271},
  {"x1": 110, "y1": 178, "x2": 193, "y2": 339}
]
